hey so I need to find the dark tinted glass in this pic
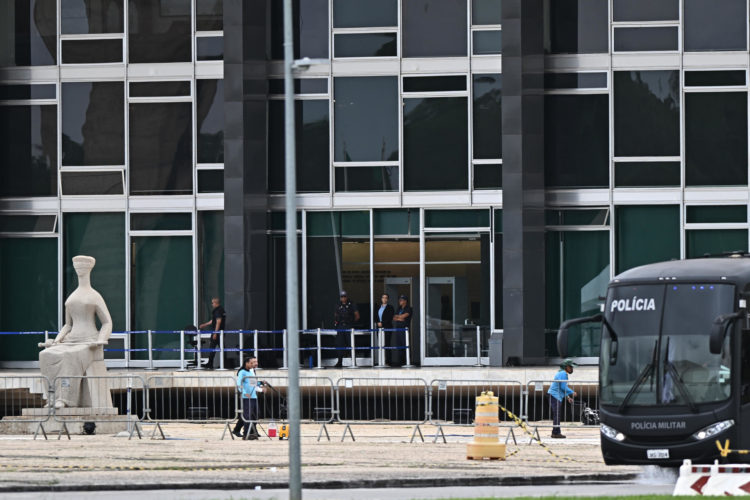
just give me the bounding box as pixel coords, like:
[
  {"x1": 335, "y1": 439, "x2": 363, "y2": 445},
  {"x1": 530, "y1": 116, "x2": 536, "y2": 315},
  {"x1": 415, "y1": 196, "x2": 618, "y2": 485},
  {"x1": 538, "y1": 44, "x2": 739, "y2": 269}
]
[
  {"x1": 685, "y1": 71, "x2": 746, "y2": 87},
  {"x1": 473, "y1": 74, "x2": 502, "y2": 159},
  {"x1": 614, "y1": 162, "x2": 680, "y2": 187},
  {"x1": 196, "y1": 79, "x2": 224, "y2": 164},
  {"x1": 472, "y1": 0, "x2": 501, "y2": 24},
  {"x1": 425, "y1": 209, "x2": 489, "y2": 227},
  {"x1": 335, "y1": 167, "x2": 399, "y2": 191},
  {"x1": 129, "y1": 102, "x2": 192, "y2": 195},
  {"x1": 545, "y1": 94, "x2": 608, "y2": 188},
  {"x1": 0, "y1": 84, "x2": 55, "y2": 100},
  {"x1": 404, "y1": 76, "x2": 466, "y2": 92},
  {"x1": 474, "y1": 163, "x2": 501, "y2": 189},
  {"x1": 404, "y1": 97, "x2": 468, "y2": 190},
  {"x1": 271, "y1": 0, "x2": 328, "y2": 59},
  {"x1": 687, "y1": 230, "x2": 748, "y2": 258},
  {"x1": 614, "y1": 71, "x2": 679, "y2": 156},
  {"x1": 545, "y1": 72, "x2": 607, "y2": 89},
  {"x1": 334, "y1": 77, "x2": 399, "y2": 162},
  {"x1": 269, "y1": 79, "x2": 328, "y2": 94},
  {"x1": 545, "y1": 0, "x2": 608, "y2": 54},
  {"x1": 687, "y1": 206, "x2": 747, "y2": 223},
  {"x1": 197, "y1": 36, "x2": 223, "y2": 61},
  {"x1": 128, "y1": 0, "x2": 191, "y2": 63},
  {"x1": 0, "y1": 215, "x2": 56, "y2": 232},
  {"x1": 686, "y1": 92, "x2": 748, "y2": 186},
  {"x1": 403, "y1": 0, "x2": 468, "y2": 57},
  {"x1": 197, "y1": 169, "x2": 223, "y2": 193},
  {"x1": 0, "y1": 105, "x2": 57, "y2": 196},
  {"x1": 334, "y1": 33, "x2": 397, "y2": 58},
  {"x1": 131, "y1": 213, "x2": 191, "y2": 231},
  {"x1": 616, "y1": 205, "x2": 680, "y2": 273},
  {"x1": 0, "y1": 0, "x2": 57, "y2": 66},
  {"x1": 685, "y1": 0, "x2": 746, "y2": 51},
  {"x1": 129, "y1": 81, "x2": 191, "y2": 97},
  {"x1": 472, "y1": 31, "x2": 502, "y2": 55},
  {"x1": 333, "y1": 0, "x2": 397, "y2": 27},
  {"x1": 60, "y1": 171, "x2": 124, "y2": 195},
  {"x1": 269, "y1": 100, "x2": 330, "y2": 193},
  {"x1": 613, "y1": 0, "x2": 678, "y2": 21},
  {"x1": 196, "y1": 0, "x2": 222, "y2": 31},
  {"x1": 62, "y1": 39, "x2": 123, "y2": 63},
  {"x1": 62, "y1": 82, "x2": 124, "y2": 166},
  {"x1": 614, "y1": 27, "x2": 678, "y2": 52},
  {"x1": 61, "y1": 0, "x2": 124, "y2": 33}
]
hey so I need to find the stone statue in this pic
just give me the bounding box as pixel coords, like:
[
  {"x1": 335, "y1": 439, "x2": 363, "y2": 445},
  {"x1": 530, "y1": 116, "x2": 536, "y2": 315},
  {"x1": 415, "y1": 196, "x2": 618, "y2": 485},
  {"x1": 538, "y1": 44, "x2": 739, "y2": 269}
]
[{"x1": 38, "y1": 255, "x2": 112, "y2": 409}]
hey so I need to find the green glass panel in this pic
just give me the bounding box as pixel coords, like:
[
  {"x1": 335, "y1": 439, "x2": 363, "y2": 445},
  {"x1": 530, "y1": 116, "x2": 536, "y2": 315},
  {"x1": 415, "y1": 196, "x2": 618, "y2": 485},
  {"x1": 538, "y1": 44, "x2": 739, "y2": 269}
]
[
  {"x1": 494, "y1": 209, "x2": 502, "y2": 233},
  {"x1": 374, "y1": 209, "x2": 419, "y2": 236},
  {"x1": 425, "y1": 210, "x2": 489, "y2": 228},
  {"x1": 0, "y1": 238, "x2": 57, "y2": 361},
  {"x1": 546, "y1": 209, "x2": 609, "y2": 226},
  {"x1": 199, "y1": 211, "x2": 224, "y2": 322},
  {"x1": 0, "y1": 215, "x2": 56, "y2": 232},
  {"x1": 616, "y1": 205, "x2": 679, "y2": 273},
  {"x1": 307, "y1": 211, "x2": 369, "y2": 237},
  {"x1": 473, "y1": 0, "x2": 501, "y2": 24},
  {"x1": 64, "y1": 213, "x2": 126, "y2": 332},
  {"x1": 686, "y1": 206, "x2": 747, "y2": 224},
  {"x1": 131, "y1": 213, "x2": 191, "y2": 231},
  {"x1": 687, "y1": 229, "x2": 748, "y2": 258}
]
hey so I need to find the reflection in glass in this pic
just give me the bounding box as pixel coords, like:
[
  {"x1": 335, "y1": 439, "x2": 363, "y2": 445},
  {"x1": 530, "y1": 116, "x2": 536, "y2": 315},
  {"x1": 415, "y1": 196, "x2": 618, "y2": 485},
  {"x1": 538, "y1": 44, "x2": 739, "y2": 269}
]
[
  {"x1": 335, "y1": 167, "x2": 398, "y2": 192},
  {"x1": 544, "y1": 0, "x2": 607, "y2": 54},
  {"x1": 403, "y1": 0, "x2": 468, "y2": 57},
  {"x1": 334, "y1": 77, "x2": 398, "y2": 162},
  {"x1": 613, "y1": 27, "x2": 678, "y2": 52},
  {"x1": 62, "y1": 0, "x2": 124, "y2": 33},
  {"x1": 333, "y1": 0, "x2": 397, "y2": 27},
  {"x1": 404, "y1": 97, "x2": 468, "y2": 191},
  {"x1": 472, "y1": 30, "x2": 502, "y2": 54},
  {"x1": 613, "y1": 0, "x2": 678, "y2": 21},
  {"x1": 61, "y1": 171, "x2": 124, "y2": 195},
  {"x1": 0, "y1": 0, "x2": 57, "y2": 66},
  {"x1": 686, "y1": 92, "x2": 747, "y2": 186},
  {"x1": 128, "y1": 0, "x2": 191, "y2": 63},
  {"x1": 271, "y1": 0, "x2": 328, "y2": 59},
  {"x1": 0, "y1": 215, "x2": 56, "y2": 232},
  {"x1": 334, "y1": 33, "x2": 396, "y2": 58},
  {"x1": 616, "y1": 205, "x2": 679, "y2": 273},
  {"x1": 472, "y1": 0, "x2": 501, "y2": 24},
  {"x1": 0, "y1": 84, "x2": 55, "y2": 100},
  {"x1": 0, "y1": 105, "x2": 57, "y2": 197},
  {"x1": 197, "y1": 79, "x2": 224, "y2": 164},
  {"x1": 473, "y1": 74, "x2": 502, "y2": 159},
  {"x1": 196, "y1": 0, "x2": 222, "y2": 31},
  {"x1": 197, "y1": 37, "x2": 223, "y2": 61},
  {"x1": 685, "y1": 0, "x2": 746, "y2": 51},
  {"x1": 61, "y1": 39, "x2": 123, "y2": 63},
  {"x1": 544, "y1": 73, "x2": 607, "y2": 89},
  {"x1": 269, "y1": 79, "x2": 327, "y2": 94},
  {"x1": 614, "y1": 71, "x2": 679, "y2": 157},
  {"x1": 614, "y1": 162, "x2": 680, "y2": 187},
  {"x1": 474, "y1": 164, "x2": 501, "y2": 189},
  {"x1": 62, "y1": 82, "x2": 124, "y2": 166},
  {"x1": 129, "y1": 102, "x2": 192, "y2": 195},
  {"x1": 198, "y1": 211, "x2": 224, "y2": 335},
  {"x1": 687, "y1": 230, "x2": 748, "y2": 258}
]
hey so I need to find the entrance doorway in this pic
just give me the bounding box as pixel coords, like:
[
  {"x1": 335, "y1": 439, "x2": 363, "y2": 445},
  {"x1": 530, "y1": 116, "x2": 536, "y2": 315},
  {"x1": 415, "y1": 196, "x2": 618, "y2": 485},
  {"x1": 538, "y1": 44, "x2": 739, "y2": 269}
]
[{"x1": 384, "y1": 277, "x2": 420, "y2": 364}]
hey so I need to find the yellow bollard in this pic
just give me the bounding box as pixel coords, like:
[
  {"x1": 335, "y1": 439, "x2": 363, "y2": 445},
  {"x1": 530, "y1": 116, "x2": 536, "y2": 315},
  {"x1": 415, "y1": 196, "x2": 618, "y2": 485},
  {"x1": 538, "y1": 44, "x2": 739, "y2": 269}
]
[{"x1": 467, "y1": 391, "x2": 506, "y2": 460}]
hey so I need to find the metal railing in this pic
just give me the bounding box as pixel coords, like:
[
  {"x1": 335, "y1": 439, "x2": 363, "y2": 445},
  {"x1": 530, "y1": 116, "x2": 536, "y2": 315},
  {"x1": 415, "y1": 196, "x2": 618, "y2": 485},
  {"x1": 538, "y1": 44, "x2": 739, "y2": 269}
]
[{"x1": 524, "y1": 379, "x2": 599, "y2": 435}]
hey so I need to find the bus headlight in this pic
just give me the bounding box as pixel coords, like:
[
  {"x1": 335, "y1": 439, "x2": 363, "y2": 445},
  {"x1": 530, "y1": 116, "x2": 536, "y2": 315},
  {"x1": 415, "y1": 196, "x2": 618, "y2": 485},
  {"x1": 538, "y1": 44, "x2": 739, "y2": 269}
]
[
  {"x1": 692, "y1": 420, "x2": 734, "y2": 441},
  {"x1": 601, "y1": 423, "x2": 625, "y2": 442}
]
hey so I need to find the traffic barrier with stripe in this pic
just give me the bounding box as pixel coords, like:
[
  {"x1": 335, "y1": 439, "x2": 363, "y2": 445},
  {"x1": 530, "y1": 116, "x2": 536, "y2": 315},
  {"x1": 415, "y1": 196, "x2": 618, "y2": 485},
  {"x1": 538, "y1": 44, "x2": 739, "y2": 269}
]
[{"x1": 674, "y1": 459, "x2": 750, "y2": 495}]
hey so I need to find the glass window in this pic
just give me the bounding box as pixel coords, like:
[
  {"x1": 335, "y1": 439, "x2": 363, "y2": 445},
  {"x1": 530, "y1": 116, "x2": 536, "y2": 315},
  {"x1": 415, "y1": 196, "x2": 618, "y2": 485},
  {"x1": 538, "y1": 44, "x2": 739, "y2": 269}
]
[
  {"x1": 334, "y1": 77, "x2": 399, "y2": 162},
  {"x1": 61, "y1": 0, "x2": 124, "y2": 33},
  {"x1": 472, "y1": 31, "x2": 502, "y2": 55},
  {"x1": 333, "y1": 0, "x2": 397, "y2": 27},
  {"x1": 613, "y1": 27, "x2": 678, "y2": 52},
  {"x1": 131, "y1": 213, "x2": 191, "y2": 231},
  {"x1": 687, "y1": 230, "x2": 748, "y2": 258},
  {"x1": 374, "y1": 209, "x2": 420, "y2": 236},
  {"x1": 61, "y1": 171, "x2": 124, "y2": 195},
  {"x1": 473, "y1": 0, "x2": 501, "y2": 25},
  {"x1": 614, "y1": 162, "x2": 680, "y2": 187},
  {"x1": 196, "y1": 79, "x2": 224, "y2": 164},
  {"x1": 686, "y1": 92, "x2": 748, "y2": 186},
  {"x1": 197, "y1": 169, "x2": 223, "y2": 193},
  {"x1": 62, "y1": 82, "x2": 124, "y2": 166},
  {"x1": 404, "y1": 97, "x2": 468, "y2": 190},
  {"x1": 404, "y1": 76, "x2": 466, "y2": 92},
  {"x1": 0, "y1": 215, "x2": 56, "y2": 232},
  {"x1": 197, "y1": 36, "x2": 223, "y2": 61},
  {"x1": 614, "y1": 71, "x2": 680, "y2": 157},
  {"x1": 196, "y1": 0, "x2": 222, "y2": 31},
  {"x1": 685, "y1": 71, "x2": 745, "y2": 87},
  {"x1": 545, "y1": 73, "x2": 607, "y2": 89},
  {"x1": 403, "y1": 0, "x2": 468, "y2": 57},
  {"x1": 616, "y1": 205, "x2": 679, "y2": 273},
  {"x1": 198, "y1": 211, "x2": 224, "y2": 323},
  {"x1": 269, "y1": 79, "x2": 327, "y2": 95},
  {"x1": 474, "y1": 164, "x2": 501, "y2": 189},
  {"x1": 545, "y1": 94, "x2": 608, "y2": 188},
  {"x1": 544, "y1": 0, "x2": 608, "y2": 54},
  {"x1": 129, "y1": 102, "x2": 192, "y2": 195},
  {"x1": 128, "y1": 0, "x2": 191, "y2": 63},
  {"x1": 0, "y1": 105, "x2": 57, "y2": 197},
  {"x1": 0, "y1": 0, "x2": 57, "y2": 66},
  {"x1": 425, "y1": 209, "x2": 489, "y2": 227},
  {"x1": 334, "y1": 33, "x2": 397, "y2": 58},
  {"x1": 685, "y1": 0, "x2": 746, "y2": 51},
  {"x1": 335, "y1": 167, "x2": 398, "y2": 192},
  {"x1": 64, "y1": 213, "x2": 126, "y2": 332},
  {"x1": 686, "y1": 205, "x2": 747, "y2": 223},
  {"x1": 129, "y1": 81, "x2": 190, "y2": 97},
  {"x1": 546, "y1": 209, "x2": 609, "y2": 226},
  {"x1": 0, "y1": 84, "x2": 55, "y2": 100},
  {"x1": 268, "y1": 100, "x2": 330, "y2": 193},
  {"x1": 61, "y1": 39, "x2": 123, "y2": 63},
  {"x1": 613, "y1": 0, "x2": 678, "y2": 21},
  {"x1": 271, "y1": 0, "x2": 328, "y2": 59},
  {"x1": 473, "y1": 74, "x2": 502, "y2": 160}
]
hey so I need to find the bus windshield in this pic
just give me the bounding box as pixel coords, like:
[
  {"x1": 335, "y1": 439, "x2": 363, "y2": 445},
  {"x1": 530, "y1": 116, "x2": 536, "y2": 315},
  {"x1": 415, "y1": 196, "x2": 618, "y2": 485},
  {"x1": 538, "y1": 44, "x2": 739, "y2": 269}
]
[{"x1": 600, "y1": 283, "x2": 733, "y2": 408}]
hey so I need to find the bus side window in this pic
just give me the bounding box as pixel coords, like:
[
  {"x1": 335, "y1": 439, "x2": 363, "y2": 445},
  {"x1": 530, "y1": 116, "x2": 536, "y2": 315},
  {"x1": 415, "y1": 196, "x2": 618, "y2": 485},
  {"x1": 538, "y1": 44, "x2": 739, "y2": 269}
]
[{"x1": 742, "y1": 330, "x2": 750, "y2": 404}]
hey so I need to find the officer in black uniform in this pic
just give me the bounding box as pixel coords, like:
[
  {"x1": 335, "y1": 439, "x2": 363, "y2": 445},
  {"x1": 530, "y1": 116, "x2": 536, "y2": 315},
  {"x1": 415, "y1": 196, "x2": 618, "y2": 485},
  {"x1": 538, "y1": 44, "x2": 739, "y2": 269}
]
[{"x1": 333, "y1": 290, "x2": 359, "y2": 368}]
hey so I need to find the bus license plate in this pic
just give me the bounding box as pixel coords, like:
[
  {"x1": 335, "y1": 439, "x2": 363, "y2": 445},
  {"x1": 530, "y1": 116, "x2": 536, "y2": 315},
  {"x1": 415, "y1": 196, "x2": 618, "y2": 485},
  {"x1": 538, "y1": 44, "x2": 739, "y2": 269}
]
[{"x1": 647, "y1": 449, "x2": 669, "y2": 460}]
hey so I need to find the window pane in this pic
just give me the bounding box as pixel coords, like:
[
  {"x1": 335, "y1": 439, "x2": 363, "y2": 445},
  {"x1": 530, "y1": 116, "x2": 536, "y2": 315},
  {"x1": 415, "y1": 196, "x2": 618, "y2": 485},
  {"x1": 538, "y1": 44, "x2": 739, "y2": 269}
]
[
  {"x1": 403, "y1": 0, "x2": 468, "y2": 57},
  {"x1": 334, "y1": 77, "x2": 399, "y2": 162},
  {"x1": 196, "y1": 79, "x2": 224, "y2": 164},
  {"x1": 545, "y1": 94, "x2": 608, "y2": 188},
  {"x1": 685, "y1": 0, "x2": 746, "y2": 51},
  {"x1": 64, "y1": 213, "x2": 126, "y2": 332},
  {"x1": 61, "y1": 39, "x2": 123, "y2": 63},
  {"x1": 0, "y1": 84, "x2": 55, "y2": 100},
  {"x1": 0, "y1": 105, "x2": 57, "y2": 197},
  {"x1": 335, "y1": 166, "x2": 398, "y2": 192},
  {"x1": 269, "y1": 100, "x2": 330, "y2": 193},
  {"x1": 473, "y1": 74, "x2": 502, "y2": 159},
  {"x1": 546, "y1": 209, "x2": 609, "y2": 226},
  {"x1": 687, "y1": 230, "x2": 748, "y2": 258},
  {"x1": 269, "y1": 79, "x2": 328, "y2": 95},
  {"x1": 545, "y1": 73, "x2": 607, "y2": 89},
  {"x1": 614, "y1": 162, "x2": 680, "y2": 187},
  {"x1": 374, "y1": 209, "x2": 420, "y2": 236},
  {"x1": 404, "y1": 97, "x2": 468, "y2": 190},
  {"x1": 403, "y1": 76, "x2": 466, "y2": 92},
  {"x1": 474, "y1": 163, "x2": 501, "y2": 189},
  {"x1": 197, "y1": 169, "x2": 223, "y2": 193},
  {"x1": 61, "y1": 0, "x2": 124, "y2": 33},
  {"x1": 545, "y1": 0, "x2": 608, "y2": 54},
  {"x1": 271, "y1": 0, "x2": 328, "y2": 59},
  {"x1": 614, "y1": 71, "x2": 679, "y2": 156},
  {"x1": 425, "y1": 209, "x2": 489, "y2": 227},
  {"x1": 128, "y1": 0, "x2": 191, "y2": 63},
  {"x1": 614, "y1": 27, "x2": 678, "y2": 52},
  {"x1": 686, "y1": 92, "x2": 747, "y2": 186},
  {"x1": 197, "y1": 36, "x2": 223, "y2": 61},
  {"x1": 685, "y1": 71, "x2": 746, "y2": 87},
  {"x1": 131, "y1": 213, "x2": 191, "y2": 231},
  {"x1": 62, "y1": 82, "x2": 124, "y2": 166},
  {"x1": 687, "y1": 206, "x2": 747, "y2": 223},
  {"x1": 129, "y1": 102, "x2": 192, "y2": 195},
  {"x1": 198, "y1": 211, "x2": 224, "y2": 325},
  {"x1": 616, "y1": 205, "x2": 679, "y2": 273},
  {"x1": 472, "y1": 30, "x2": 502, "y2": 54},
  {"x1": 0, "y1": 215, "x2": 56, "y2": 232},
  {"x1": 61, "y1": 171, "x2": 124, "y2": 195},
  {"x1": 0, "y1": 0, "x2": 57, "y2": 66},
  {"x1": 334, "y1": 33, "x2": 397, "y2": 58},
  {"x1": 613, "y1": 0, "x2": 678, "y2": 21},
  {"x1": 129, "y1": 81, "x2": 190, "y2": 97},
  {"x1": 196, "y1": 0, "x2": 222, "y2": 31},
  {"x1": 473, "y1": 0, "x2": 501, "y2": 24},
  {"x1": 333, "y1": 0, "x2": 397, "y2": 27}
]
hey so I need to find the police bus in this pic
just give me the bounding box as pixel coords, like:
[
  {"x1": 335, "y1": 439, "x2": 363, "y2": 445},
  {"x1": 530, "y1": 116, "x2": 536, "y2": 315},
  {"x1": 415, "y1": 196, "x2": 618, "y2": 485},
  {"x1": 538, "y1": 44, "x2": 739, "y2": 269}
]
[{"x1": 558, "y1": 256, "x2": 750, "y2": 465}]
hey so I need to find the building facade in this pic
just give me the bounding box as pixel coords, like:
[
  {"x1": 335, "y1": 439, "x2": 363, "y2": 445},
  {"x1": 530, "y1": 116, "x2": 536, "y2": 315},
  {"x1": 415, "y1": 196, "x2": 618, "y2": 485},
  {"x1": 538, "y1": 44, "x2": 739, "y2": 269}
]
[{"x1": 1, "y1": 0, "x2": 749, "y2": 367}]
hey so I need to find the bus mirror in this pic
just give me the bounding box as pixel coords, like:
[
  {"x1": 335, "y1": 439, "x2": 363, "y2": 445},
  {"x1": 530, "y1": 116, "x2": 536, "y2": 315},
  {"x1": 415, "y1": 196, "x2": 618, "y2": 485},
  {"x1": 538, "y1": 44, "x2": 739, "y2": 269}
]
[
  {"x1": 610, "y1": 340, "x2": 619, "y2": 365},
  {"x1": 711, "y1": 312, "x2": 743, "y2": 354},
  {"x1": 557, "y1": 313, "x2": 603, "y2": 359}
]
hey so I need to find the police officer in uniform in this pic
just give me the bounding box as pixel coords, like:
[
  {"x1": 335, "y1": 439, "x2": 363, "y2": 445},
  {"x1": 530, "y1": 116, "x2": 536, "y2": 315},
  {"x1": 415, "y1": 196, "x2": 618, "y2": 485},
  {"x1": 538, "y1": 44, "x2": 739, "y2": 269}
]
[{"x1": 333, "y1": 290, "x2": 359, "y2": 368}]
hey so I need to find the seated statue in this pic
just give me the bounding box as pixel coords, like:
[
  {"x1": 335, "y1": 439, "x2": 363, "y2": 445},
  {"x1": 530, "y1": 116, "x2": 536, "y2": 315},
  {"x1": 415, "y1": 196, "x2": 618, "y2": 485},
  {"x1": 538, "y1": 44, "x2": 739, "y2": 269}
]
[{"x1": 38, "y1": 255, "x2": 112, "y2": 409}]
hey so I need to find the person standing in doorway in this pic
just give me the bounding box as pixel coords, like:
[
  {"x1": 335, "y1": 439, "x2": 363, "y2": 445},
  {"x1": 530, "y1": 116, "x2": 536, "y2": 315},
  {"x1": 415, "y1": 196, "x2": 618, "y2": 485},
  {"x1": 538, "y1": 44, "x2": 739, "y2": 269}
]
[
  {"x1": 233, "y1": 356, "x2": 262, "y2": 440},
  {"x1": 374, "y1": 294, "x2": 395, "y2": 365},
  {"x1": 548, "y1": 358, "x2": 577, "y2": 438},
  {"x1": 333, "y1": 290, "x2": 359, "y2": 368},
  {"x1": 199, "y1": 297, "x2": 226, "y2": 369},
  {"x1": 391, "y1": 295, "x2": 413, "y2": 367}
]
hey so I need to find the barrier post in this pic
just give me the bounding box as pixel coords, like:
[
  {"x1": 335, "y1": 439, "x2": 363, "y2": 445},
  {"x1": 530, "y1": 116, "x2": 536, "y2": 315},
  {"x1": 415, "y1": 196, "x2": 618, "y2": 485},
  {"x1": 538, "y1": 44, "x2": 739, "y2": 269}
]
[
  {"x1": 403, "y1": 327, "x2": 414, "y2": 368},
  {"x1": 177, "y1": 330, "x2": 187, "y2": 371},
  {"x1": 126, "y1": 376, "x2": 133, "y2": 435},
  {"x1": 196, "y1": 331, "x2": 204, "y2": 370},
  {"x1": 44, "y1": 330, "x2": 49, "y2": 344},
  {"x1": 280, "y1": 329, "x2": 288, "y2": 370},
  {"x1": 350, "y1": 328, "x2": 358, "y2": 369},
  {"x1": 314, "y1": 328, "x2": 323, "y2": 370},
  {"x1": 146, "y1": 330, "x2": 156, "y2": 370},
  {"x1": 218, "y1": 330, "x2": 227, "y2": 370},
  {"x1": 475, "y1": 325, "x2": 482, "y2": 367},
  {"x1": 375, "y1": 328, "x2": 386, "y2": 368},
  {"x1": 238, "y1": 329, "x2": 244, "y2": 364},
  {"x1": 254, "y1": 329, "x2": 259, "y2": 359}
]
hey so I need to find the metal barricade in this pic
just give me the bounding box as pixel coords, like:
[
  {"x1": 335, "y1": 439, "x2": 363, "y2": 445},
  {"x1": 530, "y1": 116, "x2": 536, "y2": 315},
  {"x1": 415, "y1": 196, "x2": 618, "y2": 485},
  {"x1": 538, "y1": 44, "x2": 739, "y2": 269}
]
[
  {"x1": 335, "y1": 377, "x2": 429, "y2": 442},
  {"x1": 525, "y1": 379, "x2": 599, "y2": 441},
  {"x1": 0, "y1": 375, "x2": 51, "y2": 439},
  {"x1": 428, "y1": 379, "x2": 524, "y2": 443}
]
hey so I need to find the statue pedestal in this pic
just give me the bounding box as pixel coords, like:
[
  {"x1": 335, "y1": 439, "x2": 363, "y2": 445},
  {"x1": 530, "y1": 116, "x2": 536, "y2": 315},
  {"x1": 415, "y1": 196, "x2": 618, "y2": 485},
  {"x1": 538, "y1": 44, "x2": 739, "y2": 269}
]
[{"x1": 0, "y1": 407, "x2": 137, "y2": 435}]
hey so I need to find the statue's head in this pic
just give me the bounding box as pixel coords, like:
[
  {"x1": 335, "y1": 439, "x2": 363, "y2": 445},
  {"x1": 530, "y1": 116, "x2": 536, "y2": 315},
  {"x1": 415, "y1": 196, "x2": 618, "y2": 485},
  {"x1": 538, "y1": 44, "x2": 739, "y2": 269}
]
[{"x1": 72, "y1": 255, "x2": 96, "y2": 277}]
